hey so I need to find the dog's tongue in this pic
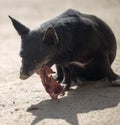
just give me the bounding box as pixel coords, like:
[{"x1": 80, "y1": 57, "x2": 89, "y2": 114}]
[{"x1": 38, "y1": 65, "x2": 65, "y2": 99}]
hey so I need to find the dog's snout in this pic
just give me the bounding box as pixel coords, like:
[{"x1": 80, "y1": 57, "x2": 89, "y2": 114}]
[
  {"x1": 20, "y1": 66, "x2": 29, "y2": 80},
  {"x1": 20, "y1": 64, "x2": 36, "y2": 80},
  {"x1": 20, "y1": 74, "x2": 28, "y2": 80}
]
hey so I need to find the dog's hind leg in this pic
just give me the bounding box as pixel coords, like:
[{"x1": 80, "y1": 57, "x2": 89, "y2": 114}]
[{"x1": 96, "y1": 52, "x2": 120, "y2": 86}]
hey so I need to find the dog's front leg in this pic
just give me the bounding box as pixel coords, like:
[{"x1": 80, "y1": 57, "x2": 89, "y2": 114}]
[
  {"x1": 55, "y1": 65, "x2": 64, "y2": 83},
  {"x1": 63, "y1": 66, "x2": 71, "y2": 90}
]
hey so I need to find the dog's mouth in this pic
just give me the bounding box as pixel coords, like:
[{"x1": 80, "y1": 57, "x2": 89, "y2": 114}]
[
  {"x1": 36, "y1": 61, "x2": 50, "y2": 75},
  {"x1": 20, "y1": 65, "x2": 44, "y2": 80},
  {"x1": 20, "y1": 59, "x2": 51, "y2": 80}
]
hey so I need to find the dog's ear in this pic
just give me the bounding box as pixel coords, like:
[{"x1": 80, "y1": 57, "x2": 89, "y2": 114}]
[
  {"x1": 43, "y1": 27, "x2": 59, "y2": 45},
  {"x1": 9, "y1": 16, "x2": 30, "y2": 36}
]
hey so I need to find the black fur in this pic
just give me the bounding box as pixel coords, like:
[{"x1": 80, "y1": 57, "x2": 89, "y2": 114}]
[{"x1": 9, "y1": 9, "x2": 119, "y2": 89}]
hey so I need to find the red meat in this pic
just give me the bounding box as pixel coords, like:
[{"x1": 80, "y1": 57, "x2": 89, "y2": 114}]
[{"x1": 38, "y1": 65, "x2": 65, "y2": 99}]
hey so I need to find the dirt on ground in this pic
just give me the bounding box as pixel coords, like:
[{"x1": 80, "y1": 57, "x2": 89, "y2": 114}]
[{"x1": 0, "y1": 0, "x2": 120, "y2": 125}]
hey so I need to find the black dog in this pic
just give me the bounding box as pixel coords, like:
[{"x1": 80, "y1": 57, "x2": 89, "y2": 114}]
[{"x1": 9, "y1": 9, "x2": 120, "y2": 90}]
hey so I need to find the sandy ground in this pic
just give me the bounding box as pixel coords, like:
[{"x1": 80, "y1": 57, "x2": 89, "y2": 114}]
[{"x1": 0, "y1": 0, "x2": 120, "y2": 125}]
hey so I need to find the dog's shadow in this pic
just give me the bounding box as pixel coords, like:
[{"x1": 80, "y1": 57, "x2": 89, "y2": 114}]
[{"x1": 27, "y1": 81, "x2": 120, "y2": 125}]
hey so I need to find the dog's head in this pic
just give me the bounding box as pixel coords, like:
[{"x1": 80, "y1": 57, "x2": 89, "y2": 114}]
[{"x1": 9, "y1": 16, "x2": 59, "y2": 79}]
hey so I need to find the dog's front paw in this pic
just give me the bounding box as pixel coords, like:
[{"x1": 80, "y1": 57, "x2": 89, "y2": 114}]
[
  {"x1": 111, "y1": 79, "x2": 120, "y2": 87},
  {"x1": 65, "y1": 84, "x2": 71, "y2": 91}
]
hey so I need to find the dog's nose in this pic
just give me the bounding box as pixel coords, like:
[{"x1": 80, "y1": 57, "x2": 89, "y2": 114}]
[{"x1": 20, "y1": 74, "x2": 28, "y2": 80}]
